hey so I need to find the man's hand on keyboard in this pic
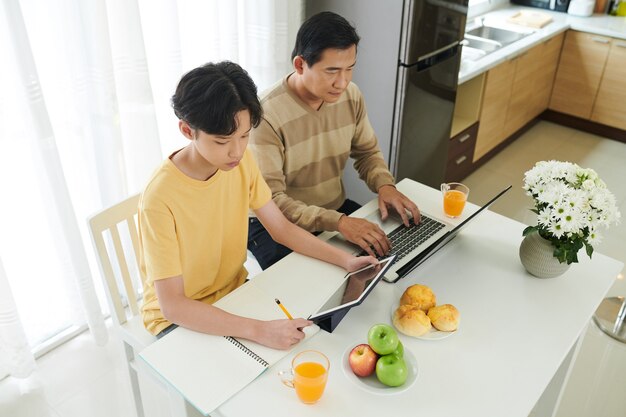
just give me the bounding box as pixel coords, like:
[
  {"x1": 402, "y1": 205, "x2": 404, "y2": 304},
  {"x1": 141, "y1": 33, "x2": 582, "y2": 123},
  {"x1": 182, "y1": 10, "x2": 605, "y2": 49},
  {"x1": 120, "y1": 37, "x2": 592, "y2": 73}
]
[
  {"x1": 337, "y1": 216, "x2": 391, "y2": 258},
  {"x1": 377, "y1": 185, "x2": 421, "y2": 227}
]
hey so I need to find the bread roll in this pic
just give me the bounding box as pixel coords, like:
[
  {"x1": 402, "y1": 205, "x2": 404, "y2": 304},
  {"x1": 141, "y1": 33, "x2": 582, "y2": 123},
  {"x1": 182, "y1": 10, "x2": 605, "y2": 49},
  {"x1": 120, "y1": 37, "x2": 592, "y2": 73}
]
[
  {"x1": 392, "y1": 304, "x2": 432, "y2": 337},
  {"x1": 400, "y1": 284, "x2": 436, "y2": 312},
  {"x1": 427, "y1": 304, "x2": 460, "y2": 332}
]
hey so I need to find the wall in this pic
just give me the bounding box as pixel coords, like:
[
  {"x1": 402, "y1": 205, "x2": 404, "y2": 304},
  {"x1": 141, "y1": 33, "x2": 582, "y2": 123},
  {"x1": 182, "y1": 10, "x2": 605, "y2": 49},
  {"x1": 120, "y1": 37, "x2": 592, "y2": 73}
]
[{"x1": 468, "y1": 0, "x2": 510, "y2": 18}]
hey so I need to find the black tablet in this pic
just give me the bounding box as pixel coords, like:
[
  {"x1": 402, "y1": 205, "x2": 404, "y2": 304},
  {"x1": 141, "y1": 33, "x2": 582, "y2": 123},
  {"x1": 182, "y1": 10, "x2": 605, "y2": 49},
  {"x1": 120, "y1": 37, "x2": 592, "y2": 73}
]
[{"x1": 308, "y1": 255, "x2": 395, "y2": 323}]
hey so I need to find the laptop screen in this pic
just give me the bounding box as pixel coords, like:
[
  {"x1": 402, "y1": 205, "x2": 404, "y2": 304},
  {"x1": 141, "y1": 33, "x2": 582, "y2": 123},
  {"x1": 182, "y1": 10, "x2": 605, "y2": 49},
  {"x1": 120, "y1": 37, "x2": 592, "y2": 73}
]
[{"x1": 394, "y1": 184, "x2": 512, "y2": 280}]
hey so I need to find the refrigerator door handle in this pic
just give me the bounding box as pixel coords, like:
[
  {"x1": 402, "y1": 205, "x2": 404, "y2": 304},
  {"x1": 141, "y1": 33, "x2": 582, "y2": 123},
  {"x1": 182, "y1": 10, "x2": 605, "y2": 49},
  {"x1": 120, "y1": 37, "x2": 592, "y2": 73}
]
[
  {"x1": 400, "y1": 42, "x2": 460, "y2": 68},
  {"x1": 413, "y1": 41, "x2": 460, "y2": 64},
  {"x1": 389, "y1": 65, "x2": 408, "y2": 176},
  {"x1": 401, "y1": 43, "x2": 461, "y2": 72}
]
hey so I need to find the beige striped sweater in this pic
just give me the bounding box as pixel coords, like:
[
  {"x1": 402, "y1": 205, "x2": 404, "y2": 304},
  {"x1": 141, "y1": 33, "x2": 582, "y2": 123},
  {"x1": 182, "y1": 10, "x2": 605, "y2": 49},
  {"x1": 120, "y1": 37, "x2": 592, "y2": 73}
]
[{"x1": 249, "y1": 74, "x2": 395, "y2": 232}]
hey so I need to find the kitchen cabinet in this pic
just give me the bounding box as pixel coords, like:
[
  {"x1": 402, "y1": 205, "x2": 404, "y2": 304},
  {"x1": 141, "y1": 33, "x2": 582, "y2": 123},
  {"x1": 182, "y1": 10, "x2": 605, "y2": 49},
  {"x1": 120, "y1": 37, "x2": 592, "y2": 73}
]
[
  {"x1": 453, "y1": 26, "x2": 625, "y2": 177},
  {"x1": 450, "y1": 74, "x2": 484, "y2": 138},
  {"x1": 474, "y1": 34, "x2": 564, "y2": 162},
  {"x1": 549, "y1": 31, "x2": 611, "y2": 119},
  {"x1": 448, "y1": 74, "x2": 483, "y2": 178},
  {"x1": 474, "y1": 59, "x2": 515, "y2": 161},
  {"x1": 591, "y1": 39, "x2": 626, "y2": 130},
  {"x1": 503, "y1": 46, "x2": 544, "y2": 139},
  {"x1": 446, "y1": 122, "x2": 478, "y2": 182},
  {"x1": 530, "y1": 34, "x2": 564, "y2": 119},
  {"x1": 505, "y1": 33, "x2": 564, "y2": 139}
]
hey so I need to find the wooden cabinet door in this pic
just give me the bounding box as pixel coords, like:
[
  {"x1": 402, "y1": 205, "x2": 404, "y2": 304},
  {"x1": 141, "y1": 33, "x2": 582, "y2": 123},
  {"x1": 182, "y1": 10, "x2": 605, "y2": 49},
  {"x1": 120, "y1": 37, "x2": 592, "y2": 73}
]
[
  {"x1": 549, "y1": 30, "x2": 611, "y2": 119},
  {"x1": 503, "y1": 45, "x2": 543, "y2": 139},
  {"x1": 446, "y1": 122, "x2": 478, "y2": 182},
  {"x1": 474, "y1": 59, "x2": 515, "y2": 162},
  {"x1": 591, "y1": 39, "x2": 626, "y2": 130},
  {"x1": 531, "y1": 33, "x2": 564, "y2": 118}
]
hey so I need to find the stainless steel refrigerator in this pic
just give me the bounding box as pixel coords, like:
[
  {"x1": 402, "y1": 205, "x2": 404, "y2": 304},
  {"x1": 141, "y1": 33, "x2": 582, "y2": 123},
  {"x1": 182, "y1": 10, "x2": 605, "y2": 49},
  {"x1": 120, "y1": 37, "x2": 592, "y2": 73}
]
[{"x1": 305, "y1": 0, "x2": 468, "y2": 201}]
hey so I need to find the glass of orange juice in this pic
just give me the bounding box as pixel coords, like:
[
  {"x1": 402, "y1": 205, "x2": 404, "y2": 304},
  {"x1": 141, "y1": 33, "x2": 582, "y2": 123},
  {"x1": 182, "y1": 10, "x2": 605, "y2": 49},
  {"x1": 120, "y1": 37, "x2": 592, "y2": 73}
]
[
  {"x1": 279, "y1": 350, "x2": 329, "y2": 404},
  {"x1": 441, "y1": 182, "x2": 469, "y2": 218}
]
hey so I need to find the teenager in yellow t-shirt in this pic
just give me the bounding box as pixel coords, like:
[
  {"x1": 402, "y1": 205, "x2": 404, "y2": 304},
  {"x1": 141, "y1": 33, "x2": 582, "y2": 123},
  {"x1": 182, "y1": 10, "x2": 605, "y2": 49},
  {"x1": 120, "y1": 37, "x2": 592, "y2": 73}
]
[{"x1": 138, "y1": 62, "x2": 376, "y2": 350}]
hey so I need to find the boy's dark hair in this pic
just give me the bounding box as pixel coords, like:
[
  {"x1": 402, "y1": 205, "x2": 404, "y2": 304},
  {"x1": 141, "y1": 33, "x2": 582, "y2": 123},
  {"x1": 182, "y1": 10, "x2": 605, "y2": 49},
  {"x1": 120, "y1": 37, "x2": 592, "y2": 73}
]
[
  {"x1": 291, "y1": 11, "x2": 360, "y2": 66},
  {"x1": 171, "y1": 61, "x2": 262, "y2": 135}
]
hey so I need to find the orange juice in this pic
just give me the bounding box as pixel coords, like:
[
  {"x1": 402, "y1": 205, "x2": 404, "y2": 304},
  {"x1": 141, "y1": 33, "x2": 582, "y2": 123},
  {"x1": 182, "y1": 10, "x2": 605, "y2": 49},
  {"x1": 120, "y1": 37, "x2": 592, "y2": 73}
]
[
  {"x1": 443, "y1": 189, "x2": 467, "y2": 217},
  {"x1": 293, "y1": 361, "x2": 328, "y2": 404}
]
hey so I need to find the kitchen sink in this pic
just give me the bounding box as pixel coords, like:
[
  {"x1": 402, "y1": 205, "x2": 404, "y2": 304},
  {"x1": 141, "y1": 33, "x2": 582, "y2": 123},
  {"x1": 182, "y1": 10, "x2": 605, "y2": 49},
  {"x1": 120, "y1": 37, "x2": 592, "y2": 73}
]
[
  {"x1": 460, "y1": 35, "x2": 502, "y2": 62},
  {"x1": 462, "y1": 37, "x2": 501, "y2": 53},
  {"x1": 466, "y1": 25, "x2": 530, "y2": 46},
  {"x1": 461, "y1": 21, "x2": 533, "y2": 61}
]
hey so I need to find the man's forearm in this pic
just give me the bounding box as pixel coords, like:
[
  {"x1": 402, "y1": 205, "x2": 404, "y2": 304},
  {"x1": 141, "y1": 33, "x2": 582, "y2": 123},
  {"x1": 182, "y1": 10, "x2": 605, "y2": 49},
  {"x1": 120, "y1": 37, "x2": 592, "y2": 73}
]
[{"x1": 273, "y1": 193, "x2": 344, "y2": 232}]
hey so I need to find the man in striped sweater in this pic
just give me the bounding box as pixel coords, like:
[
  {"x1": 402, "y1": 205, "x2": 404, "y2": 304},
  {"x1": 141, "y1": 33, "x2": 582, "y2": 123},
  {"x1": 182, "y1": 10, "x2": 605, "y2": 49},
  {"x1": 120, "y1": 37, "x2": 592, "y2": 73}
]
[{"x1": 248, "y1": 11, "x2": 420, "y2": 270}]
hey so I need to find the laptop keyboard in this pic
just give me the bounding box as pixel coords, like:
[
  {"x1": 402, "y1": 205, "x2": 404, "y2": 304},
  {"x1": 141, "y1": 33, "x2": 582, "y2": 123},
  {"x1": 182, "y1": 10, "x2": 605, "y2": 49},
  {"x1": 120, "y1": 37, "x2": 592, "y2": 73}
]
[{"x1": 359, "y1": 215, "x2": 446, "y2": 262}]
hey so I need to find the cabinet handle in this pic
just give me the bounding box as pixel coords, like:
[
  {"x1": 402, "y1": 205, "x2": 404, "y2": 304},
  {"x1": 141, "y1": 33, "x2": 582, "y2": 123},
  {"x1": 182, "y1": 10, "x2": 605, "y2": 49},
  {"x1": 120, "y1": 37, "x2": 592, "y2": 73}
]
[
  {"x1": 455, "y1": 155, "x2": 467, "y2": 165},
  {"x1": 615, "y1": 42, "x2": 626, "y2": 49},
  {"x1": 458, "y1": 133, "x2": 471, "y2": 143},
  {"x1": 591, "y1": 36, "x2": 610, "y2": 44}
]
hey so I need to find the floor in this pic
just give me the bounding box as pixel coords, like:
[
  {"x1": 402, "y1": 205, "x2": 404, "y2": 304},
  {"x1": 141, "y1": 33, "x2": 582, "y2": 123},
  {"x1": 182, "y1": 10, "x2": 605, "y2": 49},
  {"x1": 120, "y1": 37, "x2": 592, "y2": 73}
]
[{"x1": 1, "y1": 121, "x2": 625, "y2": 417}]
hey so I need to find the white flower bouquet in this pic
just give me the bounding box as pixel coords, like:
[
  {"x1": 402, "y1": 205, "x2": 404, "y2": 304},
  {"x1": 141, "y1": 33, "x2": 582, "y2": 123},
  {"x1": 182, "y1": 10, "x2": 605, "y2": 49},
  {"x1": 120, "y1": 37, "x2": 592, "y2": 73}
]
[{"x1": 523, "y1": 160, "x2": 621, "y2": 264}]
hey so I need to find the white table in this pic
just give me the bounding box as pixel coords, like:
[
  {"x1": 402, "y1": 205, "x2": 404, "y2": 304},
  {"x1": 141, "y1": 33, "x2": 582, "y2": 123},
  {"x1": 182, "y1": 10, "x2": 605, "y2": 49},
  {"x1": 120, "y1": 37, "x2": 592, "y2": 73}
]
[{"x1": 141, "y1": 179, "x2": 623, "y2": 417}]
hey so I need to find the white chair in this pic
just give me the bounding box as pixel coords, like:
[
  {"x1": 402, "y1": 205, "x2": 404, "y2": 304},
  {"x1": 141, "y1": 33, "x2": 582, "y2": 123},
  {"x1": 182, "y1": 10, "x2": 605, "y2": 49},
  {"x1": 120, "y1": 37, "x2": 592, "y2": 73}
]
[
  {"x1": 89, "y1": 195, "x2": 204, "y2": 417},
  {"x1": 88, "y1": 193, "x2": 154, "y2": 417},
  {"x1": 244, "y1": 249, "x2": 263, "y2": 279}
]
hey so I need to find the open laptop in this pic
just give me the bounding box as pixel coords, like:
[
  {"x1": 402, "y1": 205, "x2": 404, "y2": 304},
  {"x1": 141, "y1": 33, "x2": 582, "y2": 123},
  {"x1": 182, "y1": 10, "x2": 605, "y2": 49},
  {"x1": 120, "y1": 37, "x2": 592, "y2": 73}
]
[{"x1": 328, "y1": 185, "x2": 512, "y2": 283}]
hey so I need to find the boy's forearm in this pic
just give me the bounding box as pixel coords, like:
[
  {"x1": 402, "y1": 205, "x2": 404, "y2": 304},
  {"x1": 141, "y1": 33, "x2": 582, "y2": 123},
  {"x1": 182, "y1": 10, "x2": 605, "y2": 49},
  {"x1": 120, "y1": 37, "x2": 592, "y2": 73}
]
[
  {"x1": 164, "y1": 295, "x2": 260, "y2": 339},
  {"x1": 256, "y1": 199, "x2": 353, "y2": 270},
  {"x1": 158, "y1": 285, "x2": 311, "y2": 350},
  {"x1": 274, "y1": 221, "x2": 350, "y2": 270}
]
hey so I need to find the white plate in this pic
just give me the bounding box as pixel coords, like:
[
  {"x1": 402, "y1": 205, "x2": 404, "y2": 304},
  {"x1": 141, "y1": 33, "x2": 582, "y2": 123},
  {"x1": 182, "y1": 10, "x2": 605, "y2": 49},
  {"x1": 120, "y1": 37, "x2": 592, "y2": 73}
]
[{"x1": 341, "y1": 344, "x2": 418, "y2": 395}]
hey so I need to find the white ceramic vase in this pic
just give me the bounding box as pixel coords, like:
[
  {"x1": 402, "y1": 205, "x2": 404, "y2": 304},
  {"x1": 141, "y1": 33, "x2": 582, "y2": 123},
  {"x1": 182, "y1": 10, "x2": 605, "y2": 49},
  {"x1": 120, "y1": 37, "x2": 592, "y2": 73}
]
[{"x1": 519, "y1": 232, "x2": 570, "y2": 278}]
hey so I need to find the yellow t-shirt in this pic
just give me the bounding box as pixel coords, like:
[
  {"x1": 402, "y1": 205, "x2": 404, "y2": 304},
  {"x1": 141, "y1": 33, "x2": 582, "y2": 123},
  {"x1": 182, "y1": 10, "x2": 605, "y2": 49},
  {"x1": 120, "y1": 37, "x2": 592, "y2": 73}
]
[{"x1": 138, "y1": 149, "x2": 272, "y2": 335}]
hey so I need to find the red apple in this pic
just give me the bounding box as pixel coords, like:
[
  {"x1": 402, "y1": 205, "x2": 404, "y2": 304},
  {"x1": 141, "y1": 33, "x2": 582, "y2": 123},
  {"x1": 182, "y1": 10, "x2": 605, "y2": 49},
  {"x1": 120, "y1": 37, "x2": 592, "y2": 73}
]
[{"x1": 348, "y1": 344, "x2": 378, "y2": 377}]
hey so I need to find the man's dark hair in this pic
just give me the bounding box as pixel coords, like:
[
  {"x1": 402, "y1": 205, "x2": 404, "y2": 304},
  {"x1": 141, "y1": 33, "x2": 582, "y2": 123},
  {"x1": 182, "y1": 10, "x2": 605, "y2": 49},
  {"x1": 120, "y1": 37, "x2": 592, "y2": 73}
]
[
  {"x1": 291, "y1": 11, "x2": 360, "y2": 66},
  {"x1": 171, "y1": 61, "x2": 262, "y2": 135}
]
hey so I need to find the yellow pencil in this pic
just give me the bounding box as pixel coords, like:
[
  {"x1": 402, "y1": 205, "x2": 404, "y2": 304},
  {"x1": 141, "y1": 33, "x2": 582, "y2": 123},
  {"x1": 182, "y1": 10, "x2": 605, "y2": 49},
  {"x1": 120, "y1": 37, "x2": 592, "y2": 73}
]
[{"x1": 275, "y1": 298, "x2": 294, "y2": 320}]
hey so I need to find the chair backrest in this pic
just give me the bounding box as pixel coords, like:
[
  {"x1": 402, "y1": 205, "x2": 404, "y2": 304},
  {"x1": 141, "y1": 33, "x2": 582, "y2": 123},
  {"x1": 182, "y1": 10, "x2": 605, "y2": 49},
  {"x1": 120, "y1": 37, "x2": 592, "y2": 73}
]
[{"x1": 88, "y1": 194, "x2": 143, "y2": 326}]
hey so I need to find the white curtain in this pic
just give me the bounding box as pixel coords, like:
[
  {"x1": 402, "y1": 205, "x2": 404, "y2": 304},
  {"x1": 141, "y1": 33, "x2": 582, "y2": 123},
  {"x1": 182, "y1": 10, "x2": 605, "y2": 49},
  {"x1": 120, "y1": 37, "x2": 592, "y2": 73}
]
[
  {"x1": 0, "y1": 0, "x2": 302, "y2": 380},
  {"x1": 0, "y1": 257, "x2": 36, "y2": 378}
]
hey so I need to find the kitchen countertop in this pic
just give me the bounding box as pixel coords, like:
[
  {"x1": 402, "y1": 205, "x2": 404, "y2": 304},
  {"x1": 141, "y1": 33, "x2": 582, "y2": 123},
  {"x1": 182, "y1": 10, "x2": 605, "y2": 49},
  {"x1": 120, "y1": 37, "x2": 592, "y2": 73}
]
[{"x1": 459, "y1": 6, "x2": 626, "y2": 84}]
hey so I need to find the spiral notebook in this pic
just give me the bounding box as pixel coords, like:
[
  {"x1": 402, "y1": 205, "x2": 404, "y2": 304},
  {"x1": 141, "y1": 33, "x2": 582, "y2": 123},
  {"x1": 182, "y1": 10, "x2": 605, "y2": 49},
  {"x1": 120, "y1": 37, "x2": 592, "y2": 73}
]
[{"x1": 139, "y1": 281, "x2": 320, "y2": 415}]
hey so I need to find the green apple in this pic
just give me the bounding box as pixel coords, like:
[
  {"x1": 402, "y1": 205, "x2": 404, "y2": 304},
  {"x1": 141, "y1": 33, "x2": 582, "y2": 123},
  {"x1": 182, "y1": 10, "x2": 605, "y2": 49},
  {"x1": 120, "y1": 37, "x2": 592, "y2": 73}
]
[
  {"x1": 391, "y1": 340, "x2": 404, "y2": 358},
  {"x1": 367, "y1": 323, "x2": 399, "y2": 355},
  {"x1": 376, "y1": 354, "x2": 408, "y2": 387}
]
